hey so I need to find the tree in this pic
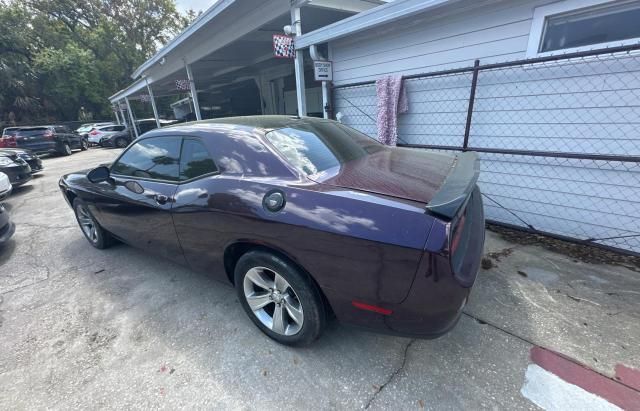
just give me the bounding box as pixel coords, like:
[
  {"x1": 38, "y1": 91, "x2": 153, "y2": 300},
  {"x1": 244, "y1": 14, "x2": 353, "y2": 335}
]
[{"x1": 0, "y1": 0, "x2": 195, "y2": 124}]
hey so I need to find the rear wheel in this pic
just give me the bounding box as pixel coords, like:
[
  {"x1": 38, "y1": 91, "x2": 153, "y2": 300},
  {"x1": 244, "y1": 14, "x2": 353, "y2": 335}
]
[
  {"x1": 235, "y1": 250, "x2": 326, "y2": 346},
  {"x1": 115, "y1": 137, "x2": 128, "y2": 148},
  {"x1": 73, "y1": 199, "x2": 113, "y2": 249},
  {"x1": 60, "y1": 142, "x2": 72, "y2": 156}
]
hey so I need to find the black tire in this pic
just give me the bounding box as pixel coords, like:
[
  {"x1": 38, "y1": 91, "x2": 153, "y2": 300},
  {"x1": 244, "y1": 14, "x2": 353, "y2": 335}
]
[
  {"x1": 72, "y1": 198, "x2": 114, "y2": 249},
  {"x1": 234, "y1": 250, "x2": 326, "y2": 346},
  {"x1": 60, "y1": 142, "x2": 72, "y2": 156},
  {"x1": 115, "y1": 137, "x2": 128, "y2": 148},
  {"x1": 81, "y1": 138, "x2": 89, "y2": 151}
]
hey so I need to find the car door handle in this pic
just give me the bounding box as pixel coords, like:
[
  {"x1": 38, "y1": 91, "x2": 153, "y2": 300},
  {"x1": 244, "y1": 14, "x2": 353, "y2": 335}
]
[{"x1": 155, "y1": 194, "x2": 169, "y2": 205}]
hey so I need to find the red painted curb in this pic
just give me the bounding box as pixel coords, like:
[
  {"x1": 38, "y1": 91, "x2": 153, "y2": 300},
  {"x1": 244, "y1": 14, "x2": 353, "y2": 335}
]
[
  {"x1": 530, "y1": 347, "x2": 640, "y2": 411},
  {"x1": 616, "y1": 364, "x2": 640, "y2": 392}
]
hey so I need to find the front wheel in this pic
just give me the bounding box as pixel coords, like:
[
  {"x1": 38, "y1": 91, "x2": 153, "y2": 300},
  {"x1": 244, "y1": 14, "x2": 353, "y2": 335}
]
[
  {"x1": 73, "y1": 199, "x2": 114, "y2": 249},
  {"x1": 115, "y1": 137, "x2": 128, "y2": 148},
  {"x1": 81, "y1": 138, "x2": 88, "y2": 151},
  {"x1": 235, "y1": 250, "x2": 326, "y2": 346}
]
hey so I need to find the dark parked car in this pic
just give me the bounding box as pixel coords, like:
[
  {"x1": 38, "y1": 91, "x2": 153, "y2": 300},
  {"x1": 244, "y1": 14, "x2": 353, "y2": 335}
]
[
  {"x1": 0, "y1": 150, "x2": 31, "y2": 187},
  {"x1": 0, "y1": 148, "x2": 43, "y2": 174},
  {"x1": 0, "y1": 203, "x2": 15, "y2": 245},
  {"x1": 99, "y1": 130, "x2": 132, "y2": 148},
  {"x1": 14, "y1": 125, "x2": 88, "y2": 155},
  {"x1": 59, "y1": 116, "x2": 484, "y2": 346}
]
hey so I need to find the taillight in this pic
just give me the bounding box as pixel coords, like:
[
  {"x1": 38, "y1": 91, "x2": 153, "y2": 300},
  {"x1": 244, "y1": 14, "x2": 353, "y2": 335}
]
[
  {"x1": 43, "y1": 129, "x2": 54, "y2": 140},
  {"x1": 89, "y1": 130, "x2": 99, "y2": 135},
  {"x1": 0, "y1": 136, "x2": 17, "y2": 147},
  {"x1": 450, "y1": 214, "x2": 466, "y2": 255}
]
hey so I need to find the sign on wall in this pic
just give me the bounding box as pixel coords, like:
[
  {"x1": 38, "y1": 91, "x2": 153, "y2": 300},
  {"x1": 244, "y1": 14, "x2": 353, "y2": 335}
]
[
  {"x1": 313, "y1": 61, "x2": 333, "y2": 81},
  {"x1": 273, "y1": 34, "x2": 296, "y2": 59}
]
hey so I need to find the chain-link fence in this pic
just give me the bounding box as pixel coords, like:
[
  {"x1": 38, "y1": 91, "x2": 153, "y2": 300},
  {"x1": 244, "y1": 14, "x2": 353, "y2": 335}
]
[{"x1": 333, "y1": 44, "x2": 640, "y2": 255}]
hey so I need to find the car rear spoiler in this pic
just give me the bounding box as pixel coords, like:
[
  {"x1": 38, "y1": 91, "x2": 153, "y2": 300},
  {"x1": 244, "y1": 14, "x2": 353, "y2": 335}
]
[{"x1": 425, "y1": 151, "x2": 480, "y2": 220}]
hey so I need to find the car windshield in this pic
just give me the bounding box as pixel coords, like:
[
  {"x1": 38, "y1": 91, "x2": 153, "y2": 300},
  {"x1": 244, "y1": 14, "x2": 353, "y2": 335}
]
[
  {"x1": 265, "y1": 122, "x2": 382, "y2": 175},
  {"x1": 77, "y1": 126, "x2": 93, "y2": 132}
]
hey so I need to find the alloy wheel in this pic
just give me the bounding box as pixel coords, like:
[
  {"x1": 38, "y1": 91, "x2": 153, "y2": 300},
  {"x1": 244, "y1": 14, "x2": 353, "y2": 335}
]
[
  {"x1": 243, "y1": 267, "x2": 304, "y2": 336},
  {"x1": 115, "y1": 138, "x2": 128, "y2": 148},
  {"x1": 76, "y1": 204, "x2": 98, "y2": 243}
]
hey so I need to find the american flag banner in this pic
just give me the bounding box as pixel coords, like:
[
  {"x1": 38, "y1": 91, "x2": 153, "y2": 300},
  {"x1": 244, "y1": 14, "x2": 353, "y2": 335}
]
[
  {"x1": 273, "y1": 34, "x2": 295, "y2": 59},
  {"x1": 176, "y1": 79, "x2": 190, "y2": 90}
]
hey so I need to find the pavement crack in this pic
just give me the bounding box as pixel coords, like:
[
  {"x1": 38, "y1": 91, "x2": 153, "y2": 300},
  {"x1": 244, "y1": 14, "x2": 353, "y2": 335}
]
[{"x1": 365, "y1": 338, "x2": 415, "y2": 409}]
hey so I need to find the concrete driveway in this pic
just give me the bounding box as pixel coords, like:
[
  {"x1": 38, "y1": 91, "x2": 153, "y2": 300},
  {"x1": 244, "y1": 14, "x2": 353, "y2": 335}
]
[{"x1": 1, "y1": 148, "x2": 639, "y2": 410}]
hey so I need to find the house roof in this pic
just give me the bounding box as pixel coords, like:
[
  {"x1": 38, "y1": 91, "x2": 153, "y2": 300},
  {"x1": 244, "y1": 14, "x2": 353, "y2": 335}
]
[{"x1": 294, "y1": 0, "x2": 460, "y2": 49}]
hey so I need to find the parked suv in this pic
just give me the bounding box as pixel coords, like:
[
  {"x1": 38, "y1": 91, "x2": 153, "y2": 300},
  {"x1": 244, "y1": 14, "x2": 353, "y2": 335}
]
[
  {"x1": 76, "y1": 122, "x2": 115, "y2": 138},
  {"x1": 13, "y1": 125, "x2": 87, "y2": 155},
  {"x1": 88, "y1": 124, "x2": 127, "y2": 145}
]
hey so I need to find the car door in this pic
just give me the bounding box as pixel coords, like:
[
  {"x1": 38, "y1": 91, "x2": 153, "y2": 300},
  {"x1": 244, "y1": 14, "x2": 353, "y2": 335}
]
[
  {"x1": 56, "y1": 126, "x2": 81, "y2": 149},
  {"x1": 170, "y1": 138, "x2": 226, "y2": 277},
  {"x1": 94, "y1": 136, "x2": 186, "y2": 265}
]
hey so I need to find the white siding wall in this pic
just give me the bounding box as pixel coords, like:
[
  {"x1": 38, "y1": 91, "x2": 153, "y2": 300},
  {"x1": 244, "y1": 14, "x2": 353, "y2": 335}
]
[
  {"x1": 330, "y1": 0, "x2": 551, "y2": 86},
  {"x1": 330, "y1": 0, "x2": 640, "y2": 253}
]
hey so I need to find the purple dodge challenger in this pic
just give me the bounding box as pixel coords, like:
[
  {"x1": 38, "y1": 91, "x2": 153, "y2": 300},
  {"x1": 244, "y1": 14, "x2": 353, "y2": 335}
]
[{"x1": 59, "y1": 116, "x2": 485, "y2": 346}]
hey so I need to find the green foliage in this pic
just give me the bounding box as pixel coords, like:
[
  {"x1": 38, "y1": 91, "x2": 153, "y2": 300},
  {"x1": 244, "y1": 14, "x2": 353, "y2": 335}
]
[{"x1": 0, "y1": 0, "x2": 196, "y2": 125}]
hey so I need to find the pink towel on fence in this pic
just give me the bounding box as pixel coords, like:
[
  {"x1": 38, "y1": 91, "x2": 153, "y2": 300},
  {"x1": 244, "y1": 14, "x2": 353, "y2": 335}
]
[{"x1": 376, "y1": 75, "x2": 409, "y2": 146}]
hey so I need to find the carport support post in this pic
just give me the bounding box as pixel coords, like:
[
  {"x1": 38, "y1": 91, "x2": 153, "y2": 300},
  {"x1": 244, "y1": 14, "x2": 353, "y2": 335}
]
[
  {"x1": 291, "y1": 7, "x2": 307, "y2": 116},
  {"x1": 125, "y1": 97, "x2": 139, "y2": 139},
  {"x1": 118, "y1": 104, "x2": 127, "y2": 130},
  {"x1": 185, "y1": 63, "x2": 202, "y2": 121},
  {"x1": 146, "y1": 79, "x2": 161, "y2": 128}
]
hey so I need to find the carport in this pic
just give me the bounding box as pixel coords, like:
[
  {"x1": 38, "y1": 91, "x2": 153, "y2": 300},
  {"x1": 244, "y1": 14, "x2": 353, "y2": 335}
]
[{"x1": 108, "y1": 0, "x2": 386, "y2": 136}]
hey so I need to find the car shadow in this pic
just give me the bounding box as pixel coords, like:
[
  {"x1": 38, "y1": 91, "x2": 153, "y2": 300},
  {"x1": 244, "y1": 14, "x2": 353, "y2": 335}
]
[{"x1": 9, "y1": 184, "x2": 34, "y2": 197}]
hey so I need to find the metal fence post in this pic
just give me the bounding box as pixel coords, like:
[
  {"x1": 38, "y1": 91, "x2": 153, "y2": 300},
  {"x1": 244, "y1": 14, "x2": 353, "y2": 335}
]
[{"x1": 463, "y1": 59, "x2": 480, "y2": 150}]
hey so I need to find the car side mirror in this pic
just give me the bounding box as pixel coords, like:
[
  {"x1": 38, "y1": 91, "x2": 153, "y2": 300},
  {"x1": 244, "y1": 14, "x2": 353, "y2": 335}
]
[{"x1": 87, "y1": 166, "x2": 111, "y2": 183}]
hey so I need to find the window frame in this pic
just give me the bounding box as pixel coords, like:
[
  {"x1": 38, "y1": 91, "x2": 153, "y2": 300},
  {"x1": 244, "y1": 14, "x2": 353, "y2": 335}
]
[
  {"x1": 526, "y1": 0, "x2": 640, "y2": 58},
  {"x1": 109, "y1": 135, "x2": 219, "y2": 185}
]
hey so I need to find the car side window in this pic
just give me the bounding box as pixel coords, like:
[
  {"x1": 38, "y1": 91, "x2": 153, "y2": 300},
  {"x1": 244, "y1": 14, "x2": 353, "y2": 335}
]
[
  {"x1": 54, "y1": 126, "x2": 65, "y2": 133},
  {"x1": 111, "y1": 136, "x2": 181, "y2": 182},
  {"x1": 179, "y1": 139, "x2": 218, "y2": 181},
  {"x1": 114, "y1": 125, "x2": 126, "y2": 131}
]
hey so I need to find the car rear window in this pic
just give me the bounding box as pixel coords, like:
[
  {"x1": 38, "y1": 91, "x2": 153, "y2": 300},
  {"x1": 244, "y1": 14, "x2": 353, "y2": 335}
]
[
  {"x1": 179, "y1": 139, "x2": 217, "y2": 180},
  {"x1": 16, "y1": 127, "x2": 50, "y2": 137},
  {"x1": 2, "y1": 128, "x2": 19, "y2": 136},
  {"x1": 265, "y1": 122, "x2": 382, "y2": 175}
]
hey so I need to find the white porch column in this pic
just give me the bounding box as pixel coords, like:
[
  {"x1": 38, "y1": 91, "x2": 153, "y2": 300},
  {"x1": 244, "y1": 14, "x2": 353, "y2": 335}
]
[
  {"x1": 185, "y1": 62, "x2": 202, "y2": 120},
  {"x1": 291, "y1": 7, "x2": 307, "y2": 116},
  {"x1": 113, "y1": 109, "x2": 121, "y2": 125},
  {"x1": 125, "y1": 97, "x2": 139, "y2": 139},
  {"x1": 118, "y1": 104, "x2": 127, "y2": 130},
  {"x1": 146, "y1": 79, "x2": 161, "y2": 128}
]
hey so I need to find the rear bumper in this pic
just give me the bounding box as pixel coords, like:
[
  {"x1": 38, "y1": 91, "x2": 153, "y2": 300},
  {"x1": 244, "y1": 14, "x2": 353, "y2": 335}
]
[{"x1": 325, "y1": 254, "x2": 476, "y2": 338}]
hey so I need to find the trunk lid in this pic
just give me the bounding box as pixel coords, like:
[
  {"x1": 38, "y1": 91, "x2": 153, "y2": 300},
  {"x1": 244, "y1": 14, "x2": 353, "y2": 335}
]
[
  {"x1": 311, "y1": 147, "x2": 457, "y2": 205},
  {"x1": 15, "y1": 127, "x2": 56, "y2": 152}
]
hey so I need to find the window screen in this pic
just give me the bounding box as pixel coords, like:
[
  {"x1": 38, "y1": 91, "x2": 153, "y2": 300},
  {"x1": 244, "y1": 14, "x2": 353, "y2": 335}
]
[
  {"x1": 540, "y1": 1, "x2": 640, "y2": 53},
  {"x1": 179, "y1": 139, "x2": 217, "y2": 180},
  {"x1": 111, "y1": 136, "x2": 181, "y2": 181}
]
